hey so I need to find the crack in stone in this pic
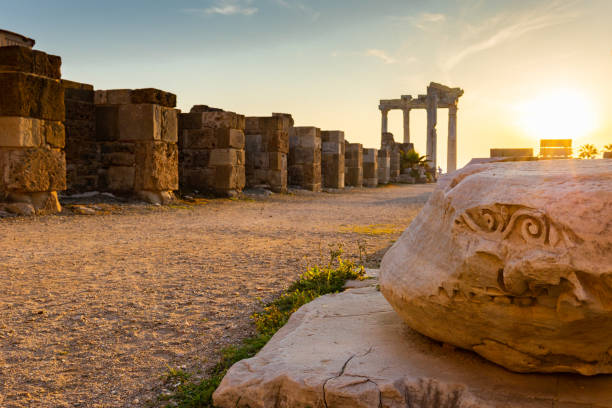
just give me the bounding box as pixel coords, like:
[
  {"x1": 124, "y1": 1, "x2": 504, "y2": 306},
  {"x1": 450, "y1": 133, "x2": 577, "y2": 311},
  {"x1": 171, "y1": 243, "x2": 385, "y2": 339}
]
[
  {"x1": 322, "y1": 353, "x2": 356, "y2": 408},
  {"x1": 322, "y1": 346, "x2": 376, "y2": 408}
]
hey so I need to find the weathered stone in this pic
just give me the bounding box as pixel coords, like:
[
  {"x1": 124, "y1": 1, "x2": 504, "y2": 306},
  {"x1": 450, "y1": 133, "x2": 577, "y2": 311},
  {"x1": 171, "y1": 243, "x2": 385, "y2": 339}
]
[
  {"x1": 377, "y1": 149, "x2": 391, "y2": 184},
  {"x1": 214, "y1": 285, "x2": 612, "y2": 408},
  {"x1": 117, "y1": 104, "x2": 177, "y2": 142},
  {"x1": 0, "y1": 148, "x2": 66, "y2": 192},
  {"x1": 134, "y1": 142, "x2": 178, "y2": 191},
  {"x1": 106, "y1": 166, "x2": 135, "y2": 191},
  {"x1": 345, "y1": 142, "x2": 363, "y2": 187},
  {"x1": 94, "y1": 88, "x2": 176, "y2": 108},
  {"x1": 288, "y1": 127, "x2": 321, "y2": 191},
  {"x1": 321, "y1": 131, "x2": 345, "y2": 189},
  {"x1": 180, "y1": 111, "x2": 245, "y2": 130},
  {"x1": 363, "y1": 148, "x2": 378, "y2": 187},
  {"x1": 0, "y1": 72, "x2": 64, "y2": 121},
  {"x1": 5, "y1": 202, "x2": 35, "y2": 216},
  {"x1": 380, "y1": 159, "x2": 612, "y2": 375},
  {"x1": 0, "y1": 116, "x2": 64, "y2": 148},
  {"x1": 136, "y1": 190, "x2": 176, "y2": 205},
  {"x1": 0, "y1": 46, "x2": 61, "y2": 79}
]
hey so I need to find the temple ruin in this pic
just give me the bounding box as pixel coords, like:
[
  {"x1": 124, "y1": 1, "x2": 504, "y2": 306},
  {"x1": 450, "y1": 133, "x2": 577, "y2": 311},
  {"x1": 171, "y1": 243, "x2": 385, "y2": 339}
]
[{"x1": 379, "y1": 82, "x2": 463, "y2": 172}]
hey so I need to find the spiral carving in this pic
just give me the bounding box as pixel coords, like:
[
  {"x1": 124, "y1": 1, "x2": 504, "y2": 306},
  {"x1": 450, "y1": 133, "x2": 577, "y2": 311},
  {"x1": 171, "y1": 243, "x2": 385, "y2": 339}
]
[{"x1": 455, "y1": 204, "x2": 576, "y2": 248}]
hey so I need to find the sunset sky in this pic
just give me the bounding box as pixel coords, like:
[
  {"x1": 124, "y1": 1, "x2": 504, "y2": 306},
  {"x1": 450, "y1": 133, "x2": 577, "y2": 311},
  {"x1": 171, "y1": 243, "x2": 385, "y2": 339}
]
[{"x1": 2, "y1": 0, "x2": 611, "y2": 169}]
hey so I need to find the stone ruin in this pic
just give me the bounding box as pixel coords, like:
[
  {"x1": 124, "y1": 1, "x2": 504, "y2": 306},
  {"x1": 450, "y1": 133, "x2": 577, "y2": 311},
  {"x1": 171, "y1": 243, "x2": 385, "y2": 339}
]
[
  {"x1": 381, "y1": 132, "x2": 411, "y2": 183},
  {"x1": 0, "y1": 31, "x2": 434, "y2": 216},
  {"x1": 178, "y1": 106, "x2": 246, "y2": 197},
  {"x1": 381, "y1": 159, "x2": 612, "y2": 375},
  {"x1": 288, "y1": 126, "x2": 322, "y2": 192},
  {"x1": 380, "y1": 82, "x2": 463, "y2": 173},
  {"x1": 321, "y1": 130, "x2": 345, "y2": 189},
  {"x1": 92, "y1": 88, "x2": 179, "y2": 204},
  {"x1": 0, "y1": 45, "x2": 66, "y2": 215},
  {"x1": 344, "y1": 142, "x2": 363, "y2": 187},
  {"x1": 214, "y1": 159, "x2": 612, "y2": 408},
  {"x1": 244, "y1": 113, "x2": 292, "y2": 193},
  {"x1": 377, "y1": 149, "x2": 390, "y2": 184},
  {"x1": 362, "y1": 148, "x2": 378, "y2": 187}
]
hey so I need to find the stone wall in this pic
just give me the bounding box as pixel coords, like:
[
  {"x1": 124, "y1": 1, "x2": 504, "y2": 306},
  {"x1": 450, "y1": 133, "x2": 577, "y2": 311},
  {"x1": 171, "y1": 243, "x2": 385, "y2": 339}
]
[
  {"x1": 179, "y1": 106, "x2": 246, "y2": 197},
  {"x1": 94, "y1": 89, "x2": 179, "y2": 204},
  {"x1": 321, "y1": 130, "x2": 345, "y2": 189},
  {"x1": 344, "y1": 142, "x2": 363, "y2": 187},
  {"x1": 377, "y1": 149, "x2": 390, "y2": 184},
  {"x1": 363, "y1": 148, "x2": 378, "y2": 187},
  {"x1": 244, "y1": 114, "x2": 292, "y2": 193},
  {"x1": 63, "y1": 80, "x2": 97, "y2": 193},
  {"x1": 0, "y1": 46, "x2": 66, "y2": 215},
  {"x1": 288, "y1": 126, "x2": 321, "y2": 191}
]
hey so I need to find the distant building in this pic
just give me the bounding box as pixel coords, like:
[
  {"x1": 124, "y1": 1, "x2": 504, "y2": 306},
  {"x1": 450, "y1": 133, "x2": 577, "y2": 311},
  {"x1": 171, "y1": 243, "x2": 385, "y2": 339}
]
[
  {"x1": 490, "y1": 148, "x2": 533, "y2": 158},
  {"x1": 0, "y1": 29, "x2": 35, "y2": 48},
  {"x1": 604, "y1": 152, "x2": 612, "y2": 159},
  {"x1": 540, "y1": 139, "x2": 572, "y2": 158}
]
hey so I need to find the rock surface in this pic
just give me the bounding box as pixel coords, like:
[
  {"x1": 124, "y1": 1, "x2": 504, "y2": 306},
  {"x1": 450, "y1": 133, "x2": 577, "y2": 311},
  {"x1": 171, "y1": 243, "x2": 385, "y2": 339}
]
[
  {"x1": 380, "y1": 159, "x2": 612, "y2": 375},
  {"x1": 213, "y1": 285, "x2": 612, "y2": 407}
]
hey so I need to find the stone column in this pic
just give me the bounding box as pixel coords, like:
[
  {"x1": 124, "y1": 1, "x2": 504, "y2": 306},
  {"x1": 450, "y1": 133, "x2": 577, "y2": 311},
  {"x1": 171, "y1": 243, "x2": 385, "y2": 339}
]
[
  {"x1": 380, "y1": 108, "x2": 389, "y2": 134},
  {"x1": 447, "y1": 105, "x2": 457, "y2": 173},
  {"x1": 426, "y1": 88, "x2": 438, "y2": 170},
  {"x1": 402, "y1": 108, "x2": 410, "y2": 143}
]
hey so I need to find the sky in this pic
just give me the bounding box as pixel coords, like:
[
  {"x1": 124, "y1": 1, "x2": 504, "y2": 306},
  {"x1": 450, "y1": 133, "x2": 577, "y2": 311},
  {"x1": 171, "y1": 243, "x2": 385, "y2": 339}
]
[{"x1": 2, "y1": 0, "x2": 611, "y2": 169}]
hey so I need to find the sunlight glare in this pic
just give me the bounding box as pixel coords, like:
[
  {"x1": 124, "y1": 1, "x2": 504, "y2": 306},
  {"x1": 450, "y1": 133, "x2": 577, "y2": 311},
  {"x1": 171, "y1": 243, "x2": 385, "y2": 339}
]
[{"x1": 515, "y1": 88, "x2": 598, "y2": 142}]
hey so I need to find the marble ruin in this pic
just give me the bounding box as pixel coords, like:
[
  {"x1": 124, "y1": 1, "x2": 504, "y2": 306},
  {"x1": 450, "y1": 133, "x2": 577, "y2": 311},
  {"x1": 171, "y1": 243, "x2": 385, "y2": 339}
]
[
  {"x1": 380, "y1": 159, "x2": 612, "y2": 375},
  {"x1": 321, "y1": 130, "x2": 345, "y2": 189},
  {"x1": 344, "y1": 142, "x2": 363, "y2": 187},
  {"x1": 381, "y1": 132, "x2": 401, "y2": 182},
  {"x1": 244, "y1": 113, "x2": 292, "y2": 193},
  {"x1": 94, "y1": 89, "x2": 179, "y2": 204},
  {"x1": 362, "y1": 148, "x2": 378, "y2": 187},
  {"x1": 179, "y1": 106, "x2": 246, "y2": 197},
  {"x1": 0, "y1": 45, "x2": 65, "y2": 214},
  {"x1": 288, "y1": 126, "x2": 322, "y2": 191},
  {"x1": 380, "y1": 82, "x2": 463, "y2": 172}
]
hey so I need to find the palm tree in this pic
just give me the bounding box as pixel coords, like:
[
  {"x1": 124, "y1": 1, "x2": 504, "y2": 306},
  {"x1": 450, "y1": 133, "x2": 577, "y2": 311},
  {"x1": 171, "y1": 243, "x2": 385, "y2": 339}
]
[
  {"x1": 578, "y1": 144, "x2": 598, "y2": 159},
  {"x1": 604, "y1": 144, "x2": 612, "y2": 152},
  {"x1": 400, "y1": 149, "x2": 429, "y2": 171}
]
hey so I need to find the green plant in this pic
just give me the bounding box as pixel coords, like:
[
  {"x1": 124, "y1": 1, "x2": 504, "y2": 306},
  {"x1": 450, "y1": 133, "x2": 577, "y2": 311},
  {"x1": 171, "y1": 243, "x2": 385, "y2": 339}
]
[
  {"x1": 159, "y1": 247, "x2": 365, "y2": 407},
  {"x1": 400, "y1": 149, "x2": 429, "y2": 172},
  {"x1": 578, "y1": 144, "x2": 598, "y2": 159}
]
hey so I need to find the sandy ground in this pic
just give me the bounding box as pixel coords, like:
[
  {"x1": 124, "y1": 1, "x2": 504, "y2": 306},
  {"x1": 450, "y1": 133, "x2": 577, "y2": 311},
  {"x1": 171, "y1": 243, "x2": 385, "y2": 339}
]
[{"x1": 0, "y1": 184, "x2": 433, "y2": 407}]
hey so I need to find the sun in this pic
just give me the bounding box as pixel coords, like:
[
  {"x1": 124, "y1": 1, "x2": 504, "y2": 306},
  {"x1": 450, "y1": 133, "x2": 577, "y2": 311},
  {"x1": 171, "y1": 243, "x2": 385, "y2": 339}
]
[{"x1": 515, "y1": 88, "x2": 599, "y2": 142}]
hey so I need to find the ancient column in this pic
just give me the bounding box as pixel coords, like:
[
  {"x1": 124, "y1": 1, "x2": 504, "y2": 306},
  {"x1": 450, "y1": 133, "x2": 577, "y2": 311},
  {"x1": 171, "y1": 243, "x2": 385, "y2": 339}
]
[
  {"x1": 380, "y1": 108, "x2": 389, "y2": 134},
  {"x1": 447, "y1": 104, "x2": 457, "y2": 173},
  {"x1": 402, "y1": 108, "x2": 410, "y2": 143},
  {"x1": 426, "y1": 88, "x2": 438, "y2": 170}
]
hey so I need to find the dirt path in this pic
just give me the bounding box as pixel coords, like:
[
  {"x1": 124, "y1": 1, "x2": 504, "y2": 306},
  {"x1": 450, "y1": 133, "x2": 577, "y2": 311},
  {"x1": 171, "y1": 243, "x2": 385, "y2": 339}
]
[{"x1": 0, "y1": 184, "x2": 433, "y2": 407}]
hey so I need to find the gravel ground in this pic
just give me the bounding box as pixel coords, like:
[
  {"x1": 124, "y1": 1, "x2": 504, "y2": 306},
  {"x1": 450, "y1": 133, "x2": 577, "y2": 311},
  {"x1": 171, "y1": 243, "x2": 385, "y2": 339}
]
[{"x1": 0, "y1": 184, "x2": 433, "y2": 408}]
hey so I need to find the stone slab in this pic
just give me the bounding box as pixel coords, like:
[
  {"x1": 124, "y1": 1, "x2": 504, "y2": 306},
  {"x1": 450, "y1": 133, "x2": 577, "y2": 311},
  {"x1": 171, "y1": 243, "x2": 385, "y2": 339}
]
[
  {"x1": 0, "y1": 46, "x2": 61, "y2": 79},
  {"x1": 0, "y1": 116, "x2": 64, "y2": 148},
  {"x1": 214, "y1": 285, "x2": 612, "y2": 408},
  {"x1": 0, "y1": 72, "x2": 64, "y2": 121},
  {"x1": 0, "y1": 148, "x2": 66, "y2": 192},
  {"x1": 94, "y1": 88, "x2": 176, "y2": 108}
]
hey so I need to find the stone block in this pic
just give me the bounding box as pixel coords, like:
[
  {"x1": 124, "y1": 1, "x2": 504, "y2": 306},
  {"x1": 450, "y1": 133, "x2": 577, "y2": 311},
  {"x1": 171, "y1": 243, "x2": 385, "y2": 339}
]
[
  {"x1": 345, "y1": 167, "x2": 363, "y2": 187},
  {"x1": 0, "y1": 116, "x2": 64, "y2": 148},
  {"x1": 134, "y1": 142, "x2": 179, "y2": 191},
  {"x1": 321, "y1": 130, "x2": 344, "y2": 144},
  {"x1": 117, "y1": 104, "x2": 177, "y2": 142},
  {"x1": 180, "y1": 128, "x2": 216, "y2": 150},
  {"x1": 215, "y1": 128, "x2": 245, "y2": 149},
  {"x1": 180, "y1": 111, "x2": 245, "y2": 130},
  {"x1": 266, "y1": 130, "x2": 289, "y2": 153},
  {"x1": 181, "y1": 167, "x2": 215, "y2": 190},
  {"x1": 363, "y1": 148, "x2": 378, "y2": 163},
  {"x1": 106, "y1": 166, "x2": 135, "y2": 191},
  {"x1": 209, "y1": 148, "x2": 244, "y2": 167},
  {"x1": 0, "y1": 72, "x2": 64, "y2": 121},
  {"x1": 103, "y1": 152, "x2": 135, "y2": 167},
  {"x1": 95, "y1": 88, "x2": 176, "y2": 107},
  {"x1": 214, "y1": 164, "x2": 245, "y2": 192},
  {"x1": 268, "y1": 152, "x2": 286, "y2": 171},
  {"x1": 181, "y1": 149, "x2": 211, "y2": 168},
  {"x1": 95, "y1": 106, "x2": 119, "y2": 141},
  {"x1": 0, "y1": 46, "x2": 61, "y2": 79},
  {"x1": 245, "y1": 133, "x2": 262, "y2": 152},
  {"x1": 63, "y1": 80, "x2": 94, "y2": 103},
  {"x1": 0, "y1": 147, "x2": 66, "y2": 192}
]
